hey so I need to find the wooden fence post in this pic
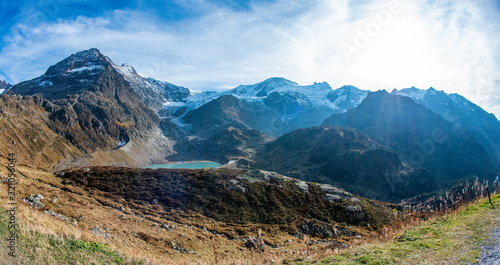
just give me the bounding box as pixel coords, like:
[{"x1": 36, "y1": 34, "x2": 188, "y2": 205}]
[{"x1": 487, "y1": 187, "x2": 495, "y2": 209}]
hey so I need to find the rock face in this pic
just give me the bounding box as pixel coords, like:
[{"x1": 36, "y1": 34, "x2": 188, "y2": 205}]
[
  {"x1": 249, "y1": 126, "x2": 435, "y2": 201},
  {"x1": 323, "y1": 91, "x2": 495, "y2": 185},
  {"x1": 0, "y1": 93, "x2": 83, "y2": 169}
]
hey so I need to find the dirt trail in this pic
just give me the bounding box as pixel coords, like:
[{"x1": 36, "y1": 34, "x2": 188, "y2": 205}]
[{"x1": 476, "y1": 219, "x2": 500, "y2": 265}]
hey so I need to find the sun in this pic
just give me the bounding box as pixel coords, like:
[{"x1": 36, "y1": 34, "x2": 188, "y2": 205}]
[{"x1": 344, "y1": 14, "x2": 447, "y2": 90}]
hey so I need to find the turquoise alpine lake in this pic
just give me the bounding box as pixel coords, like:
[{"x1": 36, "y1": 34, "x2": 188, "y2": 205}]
[{"x1": 143, "y1": 162, "x2": 221, "y2": 169}]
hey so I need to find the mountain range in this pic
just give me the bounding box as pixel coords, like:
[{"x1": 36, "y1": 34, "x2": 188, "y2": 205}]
[
  {"x1": 393, "y1": 87, "x2": 500, "y2": 168},
  {"x1": 2, "y1": 48, "x2": 499, "y2": 202}
]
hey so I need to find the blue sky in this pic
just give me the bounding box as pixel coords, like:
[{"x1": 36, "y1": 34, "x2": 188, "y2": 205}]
[{"x1": 1, "y1": 0, "x2": 500, "y2": 117}]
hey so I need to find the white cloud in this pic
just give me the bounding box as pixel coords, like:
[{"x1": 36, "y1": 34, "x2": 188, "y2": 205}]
[{"x1": 0, "y1": 0, "x2": 499, "y2": 116}]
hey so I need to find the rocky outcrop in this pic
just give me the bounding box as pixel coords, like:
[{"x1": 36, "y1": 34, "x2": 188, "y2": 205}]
[
  {"x1": 22, "y1": 194, "x2": 45, "y2": 209},
  {"x1": 296, "y1": 219, "x2": 357, "y2": 238},
  {"x1": 57, "y1": 167, "x2": 397, "y2": 227}
]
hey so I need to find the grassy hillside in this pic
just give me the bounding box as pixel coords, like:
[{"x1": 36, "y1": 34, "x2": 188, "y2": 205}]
[
  {"x1": 0, "y1": 209, "x2": 141, "y2": 265},
  {"x1": 287, "y1": 195, "x2": 500, "y2": 264}
]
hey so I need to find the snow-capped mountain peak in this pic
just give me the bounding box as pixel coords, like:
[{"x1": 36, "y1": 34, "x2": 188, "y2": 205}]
[
  {"x1": 43, "y1": 48, "x2": 108, "y2": 77},
  {"x1": 393, "y1": 86, "x2": 428, "y2": 101},
  {"x1": 114, "y1": 63, "x2": 139, "y2": 79},
  {"x1": 112, "y1": 63, "x2": 142, "y2": 86},
  {"x1": 326, "y1": 85, "x2": 369, "y2": 112},
  {"x1": 230, "y1": 77, "x2": 298, "y2": 97},
  {"x1": 258, "y1": 77, "x2": 297, "y2": 87}
]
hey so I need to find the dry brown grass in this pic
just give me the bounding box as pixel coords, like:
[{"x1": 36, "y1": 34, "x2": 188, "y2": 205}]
[
  {"x1": 2, "y1": 157, "x2": 483, "y2": 264},
  {"x1": 116, "y1": 121, "x2": 135, "y2": 129}
]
